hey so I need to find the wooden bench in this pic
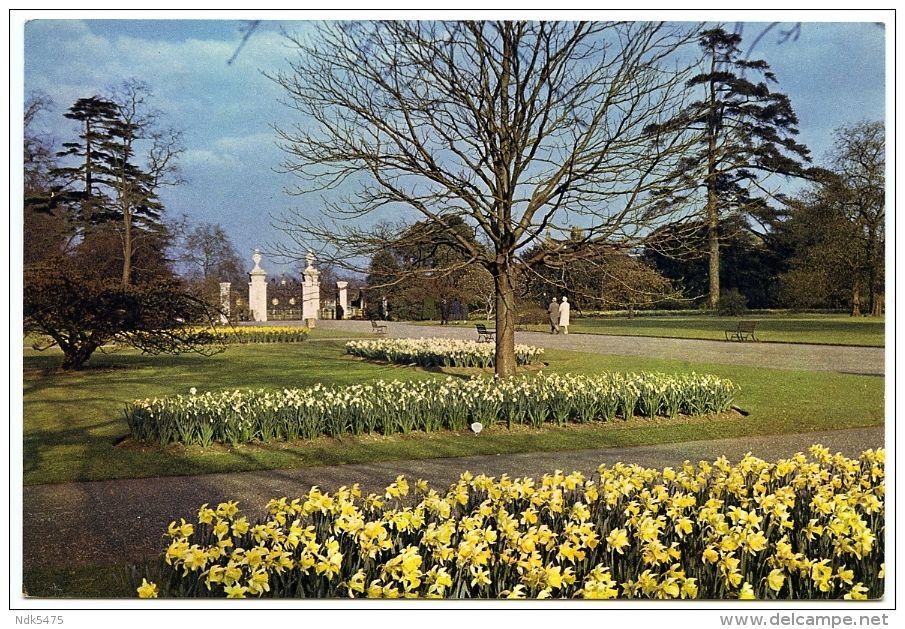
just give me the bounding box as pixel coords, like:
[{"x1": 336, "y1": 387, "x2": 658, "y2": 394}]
[
  {"x1": 370, "y1": 320, "x2": 387, "y2": 335},
  {"x1": 725, "y1": 320, "x2": 756, "y2": 342},
  {"x1": 475, "y1": 323, "x2": 496, "y2": 343}
]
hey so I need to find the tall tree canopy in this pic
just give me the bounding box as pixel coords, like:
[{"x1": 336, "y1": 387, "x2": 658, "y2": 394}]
[
  {"x1": 646, "y1": 27, "x2": 814, "y2": 309},
  {"x1": 269, "y1": 20, "x2": 702, "y2": 376},
  {"x1": 778, "y1": 121, "x2": 885, "y2": 315},
  {"x1": 49, "y1": 81, "x2": 184, "y2": 286}
]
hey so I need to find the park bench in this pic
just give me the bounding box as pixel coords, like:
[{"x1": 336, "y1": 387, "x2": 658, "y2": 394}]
[
  {"x1": 725, "y1": 320, "x2": 757, "y2": 342},
  {"x1": 370, "y1": 320, "x2": 387, "y2": 335},
  {"x1": 475, "y1": 323, "x2": 496, "y2": 343}
]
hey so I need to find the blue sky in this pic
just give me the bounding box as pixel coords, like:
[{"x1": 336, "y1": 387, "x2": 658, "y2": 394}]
[{"x1": 16, "y1": 11, "x2": 890, "y2": 277}]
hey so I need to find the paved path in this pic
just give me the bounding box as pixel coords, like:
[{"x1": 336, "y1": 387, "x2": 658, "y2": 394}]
[
  {"x1": 22, "y1": 426, "x2": 885, "y2": 571},
  {"x1": 310, "y1": 319, "x2": 886, "y2": 376}
]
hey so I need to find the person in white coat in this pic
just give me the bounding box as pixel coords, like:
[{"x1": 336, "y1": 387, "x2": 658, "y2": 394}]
[{"x1": 558, "y1": 296, "x2": 570, "y2": 334}]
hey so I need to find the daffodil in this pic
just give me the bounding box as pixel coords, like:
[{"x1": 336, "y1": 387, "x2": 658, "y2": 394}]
[
  {"x1": 223, "y1": 583, "x2": 248, "y2": 598},
  {"x1": 766, "y1": 569, "x2": 785, "y2": 593},
  {"x1": 843, "y1": 583, "x2": 870, "y2": 600},
  {"x1": 136, "y1": 579, "x2": 158, "y2": 598},
  {"x1": 606, "y1": 528, "x2": 630, "y2": 554}
]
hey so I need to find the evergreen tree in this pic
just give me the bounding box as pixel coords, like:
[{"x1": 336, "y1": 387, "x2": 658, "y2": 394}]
[
  {"x1": 50, "y1": 82, "x2": 183, "y2": 285},
  {"x1": 648, "y1": 27, "x2": 814, "y2": 309},
  {"x1": 52, "y1": 96, "x2": 120, "y2": 224}
]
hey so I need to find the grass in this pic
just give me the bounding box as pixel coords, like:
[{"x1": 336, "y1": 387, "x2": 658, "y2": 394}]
[
  {"x1": 415, "y1": 313, "x2": 885, "y2": 346},
  {"x1": 293, "y1": 326, "x2": 369, "y2": 339},
  {"x1": 22, "y1": 562, "x2": 146, "y2": 599},
  {"x1": 22, "y1": 340, "x2": 884, "y2": 486}
]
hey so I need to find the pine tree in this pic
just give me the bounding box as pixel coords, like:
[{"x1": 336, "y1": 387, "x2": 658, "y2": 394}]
[
  {"x1": 50, "y1": 82, "x2": 183, "y2": 285},
  {"x1": 52, "y1": 96, "x2": 120, "y2": 225},
  {"x1": 650, "y1": 27, "x2": 814, "y2": 309}
]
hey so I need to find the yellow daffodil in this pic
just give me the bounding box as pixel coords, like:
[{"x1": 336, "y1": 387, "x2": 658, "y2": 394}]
[
  {"x1": 844, "y1": 583, "x2": 870, "y2": 600},
  {"x1": 136, "y1": 579, "x2": 158, "y2": 598},
  {"x1": 223, "y1": 583, "x2": 248, "y2": 598},
  {"x1": 606, "y1": 528, "x2": 630, "y2": 554},
  {"x1": 739, "y1": 582, "x2": 756, "y2": 599},
  {"x1": 766, "y1": 569, "x2": 785, "y2": 593}
]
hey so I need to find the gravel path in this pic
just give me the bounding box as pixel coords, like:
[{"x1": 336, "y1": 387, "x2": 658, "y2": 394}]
[
  {"x1": 312, "y1": 319, "x2": 886, "y2": 376},
  {"x1": 21, "y1": 320, "x2": 886, "y2": 572}
]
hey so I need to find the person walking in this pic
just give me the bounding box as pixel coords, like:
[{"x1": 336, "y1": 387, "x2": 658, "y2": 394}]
[
  {"x1": 548, "y1": 297, "x2": 560, "y2": 334},
  {"x1": 559, "y1": 296, "x2": 570, "y2": 334},
  {"x1": 440, "y1": 299, "x2": 449, "y2": 325},
  {"x1": 451, "y1": 298, "x2": 461, "y2": 323}
]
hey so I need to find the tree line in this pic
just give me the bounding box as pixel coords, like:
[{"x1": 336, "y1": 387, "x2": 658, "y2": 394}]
[{"x1": 24, "y1": 22, "x2": 884, "y2": 376}]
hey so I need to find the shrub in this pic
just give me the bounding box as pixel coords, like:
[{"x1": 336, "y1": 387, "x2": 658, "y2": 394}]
[{"x1": 717, "y1": 289, "x2": 749, "y2": 317}]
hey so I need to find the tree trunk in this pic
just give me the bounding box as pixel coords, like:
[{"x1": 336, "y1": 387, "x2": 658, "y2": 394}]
[
  {"x1": 121, "y1": 206, "x2": 132, "y2": 286},
  {"x1": 706, "y1": 54, "x2": 720, "y2": 311},
  {"x1": 867, "y1": 231, "x2": 882, "y2": 316},
  {"x1": 708, "y1": 217, "x2": 720, "y2": 310},
  {"x1": 871, "y1": 292, "x2": 883, "y2": 317},
  {"x1": 493, "y1": 264, "x2": 517, "y2": 378},
  {"x1": 60, "y1": 339, "x2": 100, "y2": 371}
]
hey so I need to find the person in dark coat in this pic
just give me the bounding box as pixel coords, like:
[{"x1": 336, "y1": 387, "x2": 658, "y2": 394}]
[
  {"x1": 440, "y1": 299, "x2": 449, "y2": 325},
  {"x1": 451, "y1": 298, "x2": 461, "y2": 323},
  {"x1": 548, "y1": 297, "x2": 560, "y2": 334}
]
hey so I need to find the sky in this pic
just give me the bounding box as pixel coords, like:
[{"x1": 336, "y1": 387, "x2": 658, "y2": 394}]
[{"x1": 15, "y1": 10, "x2": 890, "y2": 279}]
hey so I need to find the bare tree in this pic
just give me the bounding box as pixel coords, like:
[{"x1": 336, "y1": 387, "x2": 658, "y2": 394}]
[
  {"x1": 268, "y1": 20, "x2": 701, "y2": 376},
  {"x1": 105, "y1": 81, "x2": 185, "y2": 286}
]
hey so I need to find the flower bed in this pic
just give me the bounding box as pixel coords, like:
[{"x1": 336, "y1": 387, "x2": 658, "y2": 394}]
[
  {"x1": 212, "y1": 326, "x2": 310, "y2": 344},
  {"x1": 345, "y1": 338, "x2": 543, "y2": 368},
  {"x1": 136, "y1": 446, "x2": 884, "y2": 599},
  {"x1": 124, "y1": 372, "x2": 737, "y2": 447}
]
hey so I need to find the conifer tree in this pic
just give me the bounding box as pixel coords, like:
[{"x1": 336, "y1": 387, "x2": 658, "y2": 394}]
[{"x1": 648, "y1": 27, "x2": 814, "y2": 309}]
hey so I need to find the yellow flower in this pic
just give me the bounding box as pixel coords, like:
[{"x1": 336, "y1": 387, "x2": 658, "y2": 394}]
[
  {"x1": 543, "y1": 565, "x2": 563, "y2": 590},
  {"x1": 346, "y1": 570, "x2": 366, "y2": 596},
  {"x1": 231, "y1": 516, "x2": 249, "y2": 537},
  {"x1": 215, "y1": 500, "x2": 240, "y2": 519},
  {"x1": 837, "y1": 566, "x2": 854, "y2": 585},
  {"x1": 503, "y1": 584, "x2": 527, "y2": 599},
  {"x1": 167, "y1": 518, "x2": 194, "y2": 538},
  {"x1": 136, "y1": 579, "x2": 158, "y2": 598},
  {"x1": 766, "y1": 569, "x2": 785, "y2": 592},
  {"x1": 224, "y1": 583, "x2": 248, "y2": 598},
  {"x1": 739, "y1": 582, "x2": 756, "y2": 599},
  {"x1": 197, "y1": 503, "x2": 215, "y2": 525},
  {"x1": 681, "y1": 578, "x2": 699, "y2": 599},
  {"x1": 246, "y1": 569, "x2": 270, "y2": 596},
  {"x1": 606, "y1": 528, "x2": 630, "y2": 554},
  {"x1": 743, "y1": 530, "x2": 768, "y2": 555},
  {"x1": 844, "y1": 583, "x2": 870, "y2": 600},
  {"x1": 470, "y1": 566, "x2": 491, "y2": 587}
]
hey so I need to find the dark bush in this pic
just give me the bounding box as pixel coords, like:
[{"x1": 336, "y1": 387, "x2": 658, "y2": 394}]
[{"x1": 717, "y1": 289, "x2": 748, "y2": 316}]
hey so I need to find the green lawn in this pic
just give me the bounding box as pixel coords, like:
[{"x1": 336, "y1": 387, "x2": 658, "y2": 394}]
[
  {"x1": 417, "y1": 313, "x2": 885, "y2": 346},
  {"x1": 22, "y1": 340, "x2": 885, "y2": 486}
]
